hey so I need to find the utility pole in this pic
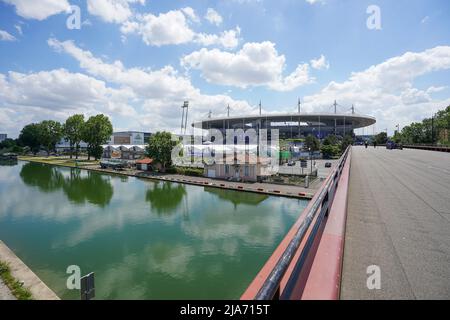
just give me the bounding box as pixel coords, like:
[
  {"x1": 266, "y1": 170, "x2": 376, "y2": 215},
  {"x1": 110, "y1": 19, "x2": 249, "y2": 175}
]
[
  {"x1": 259, "y1": 100, "x2": 262, "y2": 115},
  {"x1": 431, "y1": 114, "x2": 434, "y2": 145},
  {"x1": 334, "y1": 100, "x2": 337, "y2": 135},
  {"x1": 227, "y1": 104, "x2": 230, "y2": 117}
]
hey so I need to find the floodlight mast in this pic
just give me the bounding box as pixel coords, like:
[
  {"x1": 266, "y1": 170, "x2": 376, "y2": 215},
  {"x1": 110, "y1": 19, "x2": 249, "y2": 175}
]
[{"x1": 180, "y1": 101, "x2": 189, "y2": 135}]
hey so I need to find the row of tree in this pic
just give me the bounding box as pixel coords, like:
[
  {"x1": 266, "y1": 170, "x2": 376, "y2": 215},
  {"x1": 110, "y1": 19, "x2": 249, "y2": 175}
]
[
  {"x1": 18, "y1": 114, "x2": 113, "y2": 160},
  {"x1": 394, "y1": 106, "x2": 450, "y2": 145},
  {"x1": 304, "y1": 134, "x2": 354, "y2": 158}
]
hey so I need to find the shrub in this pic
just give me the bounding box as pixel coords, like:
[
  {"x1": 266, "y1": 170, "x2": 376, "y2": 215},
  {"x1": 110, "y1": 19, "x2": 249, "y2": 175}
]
[{"x1": 321, "y1": 144, "x2": 341, "y2": 159}]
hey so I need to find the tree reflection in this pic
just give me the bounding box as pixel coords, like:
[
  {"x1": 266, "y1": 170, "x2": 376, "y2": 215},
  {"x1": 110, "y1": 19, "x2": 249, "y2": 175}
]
[
  {"x1": 20, "y1": 162, "x2": 64, "y2": 192},
  {"x1": 20, "y1": 163, "x2": 113, "y2": 207},
  {"x1": 145, "y1": 182, "x2": 186, "y2": 215},
  {"x1": 63, "y1": 168, "x2": 113, "y2": 207},
  {"x1": 204, "y1": 187, "x2": 268, "y2": 209}
]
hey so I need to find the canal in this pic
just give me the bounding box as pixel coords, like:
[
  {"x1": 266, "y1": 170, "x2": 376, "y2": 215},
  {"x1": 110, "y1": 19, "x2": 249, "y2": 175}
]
[{"x1": 0, "y1": 161, "x2": 308, "y2": 299}]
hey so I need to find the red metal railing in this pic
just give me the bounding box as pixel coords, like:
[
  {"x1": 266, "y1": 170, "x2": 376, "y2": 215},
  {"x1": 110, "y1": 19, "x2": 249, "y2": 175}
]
[{"x1": 242, "y1": 146, "x2": 351, "y2": 300}]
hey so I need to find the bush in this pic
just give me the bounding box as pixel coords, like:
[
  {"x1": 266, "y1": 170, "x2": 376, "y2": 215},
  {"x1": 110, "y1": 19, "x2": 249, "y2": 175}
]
[
  {"x1": 184, "y1": 168, "x2": 203, "y2": 177},
  {"x1": 165, "y1": 166, "x2": 177, "y2": 174},
  {"x1": 171, "y1": 166, "x2": 204, "y2": 177},
  {"x1": 321, "y1": 144, "x2": 341, "y2": 159}
]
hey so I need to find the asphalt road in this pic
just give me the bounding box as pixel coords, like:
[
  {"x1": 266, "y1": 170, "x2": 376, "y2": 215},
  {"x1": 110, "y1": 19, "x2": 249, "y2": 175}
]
[{"x1": 341, "y1": 146, "x2": 450, "y2": 299}]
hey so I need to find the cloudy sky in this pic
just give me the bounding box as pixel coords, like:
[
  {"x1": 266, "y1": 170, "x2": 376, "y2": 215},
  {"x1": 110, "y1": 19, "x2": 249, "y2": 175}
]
[{"x1": 0, "y1": 0, "x2": 449, "y2": 138}]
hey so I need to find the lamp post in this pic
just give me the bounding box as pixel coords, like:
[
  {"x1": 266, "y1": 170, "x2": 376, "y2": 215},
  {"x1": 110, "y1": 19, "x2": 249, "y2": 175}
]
[{"x1": 309, "y1": 147, "x2": 312, "y2": 175}]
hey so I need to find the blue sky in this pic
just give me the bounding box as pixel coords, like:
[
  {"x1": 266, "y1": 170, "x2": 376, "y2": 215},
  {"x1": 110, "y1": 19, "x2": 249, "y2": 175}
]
[{"x1": 1, "y1": 0, "x2": 450, "y2": 137}]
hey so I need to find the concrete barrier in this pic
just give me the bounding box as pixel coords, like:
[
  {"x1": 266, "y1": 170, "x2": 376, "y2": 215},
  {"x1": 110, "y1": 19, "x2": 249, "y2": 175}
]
[{"x1": 0, "y1": 240, "x2": 59, "y2": 300}]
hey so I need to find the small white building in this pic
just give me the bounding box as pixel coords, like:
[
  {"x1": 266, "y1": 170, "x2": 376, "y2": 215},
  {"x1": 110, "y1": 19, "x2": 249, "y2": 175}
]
[{"x1": 203, "y1": 154, "x2": 272, "y2": 182}]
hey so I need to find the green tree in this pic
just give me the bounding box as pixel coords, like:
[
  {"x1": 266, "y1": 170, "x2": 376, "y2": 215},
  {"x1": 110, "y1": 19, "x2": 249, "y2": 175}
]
[
  {"x1": 39, "y1": 120, "x2": 63, "y2": 156},
  {"x1": 392, "y1": 131, "x2": 402, "y2": 143},
  {"x1": 82, "y1": 114, "x2": 113, "y2": 160},
  {"x1": 341, "y1": 134, "x2": 354, "y2": 152},
  {"x1": 64, "y1": 114, "x2": 85, "y2": 159},
  {"x1": 146, "y1": 131, "x2": 177, "y2": 172},
  {"x1": 323, "y1": 134, "x2": 339, "y2": 146},
  {"x1": 321, "y1": 144, "x2": 341, "y2": 159},
  {"x1": 18, "y1": 123, "x2": 42, "y2": 154},
  {"x1": 304, "y1": 135, "x2": 320, "y2": 151},
  {"x1": 375, "y1": 132, "x2": 388, "y2": 145}
]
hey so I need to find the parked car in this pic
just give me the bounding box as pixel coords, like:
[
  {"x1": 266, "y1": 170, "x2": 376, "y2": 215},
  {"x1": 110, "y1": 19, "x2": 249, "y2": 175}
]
[
  {"x1": 287, "y1": 160, "x2": 296, "y2": 166},
  {"x1": 386, "y1": 141, "x2": 403, "y2": 150},
  {"x1": 324, "y1": 162, "x2": 332, "y2": 168}
]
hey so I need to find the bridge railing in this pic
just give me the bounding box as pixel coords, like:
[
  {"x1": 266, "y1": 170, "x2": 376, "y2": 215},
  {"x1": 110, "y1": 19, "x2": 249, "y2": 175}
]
[
  {"x1": 403, "y1": 144, "x2": 450, "y2": 153},
  {"x1": 248, "y1": 146, "x2": 351, "y2": 300}
]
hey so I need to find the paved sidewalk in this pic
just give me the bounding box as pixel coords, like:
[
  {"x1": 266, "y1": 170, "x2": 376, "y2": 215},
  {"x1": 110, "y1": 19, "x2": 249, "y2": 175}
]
[
  {"x1": 341, "y1": 147, "x2": 450, "y2": 299},
  {"x1": 0, "y1": 278, "x2": 15, "y2": 300}
]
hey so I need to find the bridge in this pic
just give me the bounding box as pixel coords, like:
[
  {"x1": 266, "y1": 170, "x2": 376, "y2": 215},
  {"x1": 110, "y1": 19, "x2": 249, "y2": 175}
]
[{"x1": 242, "y1": 146, "x2": 450, "y2": 300}]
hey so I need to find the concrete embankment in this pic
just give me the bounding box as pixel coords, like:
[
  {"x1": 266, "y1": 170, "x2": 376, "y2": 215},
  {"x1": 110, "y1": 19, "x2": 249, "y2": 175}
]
[
  {"x1": 18, "y1": 156, "x2": 317, "y2": 200},
  {"x1": 0, "y1": 240, "x2": 59, "y2": 300}
]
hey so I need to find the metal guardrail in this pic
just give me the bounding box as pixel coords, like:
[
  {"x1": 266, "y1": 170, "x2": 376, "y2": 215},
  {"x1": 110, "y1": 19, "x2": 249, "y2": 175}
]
[
  {"x1": 254, "y1": 146, "x2": 351, "y2": 300},
  {"x1": 403, "y1": 145, "x2": 450, "y2": 153}
]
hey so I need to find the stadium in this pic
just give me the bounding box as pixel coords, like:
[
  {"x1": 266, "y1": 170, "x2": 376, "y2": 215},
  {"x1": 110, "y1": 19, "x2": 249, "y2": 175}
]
[{"x1": 193, "y1": 112, "x2": 376, "y2": 140}]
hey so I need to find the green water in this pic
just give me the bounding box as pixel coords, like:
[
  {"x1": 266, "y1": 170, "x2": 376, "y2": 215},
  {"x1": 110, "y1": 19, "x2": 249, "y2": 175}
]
[{"x1": 0, "y1": 161, "x2": 308, "y2": 299}]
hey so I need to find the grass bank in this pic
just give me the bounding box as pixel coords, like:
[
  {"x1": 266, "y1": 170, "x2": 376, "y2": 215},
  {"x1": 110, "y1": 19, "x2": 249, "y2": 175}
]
[
  {"x1": 18, "y1": 156, "x2": 99, "y2": 168},
  {"x1": 0, "y1": 261, "x2": 33, "y2": 300}
]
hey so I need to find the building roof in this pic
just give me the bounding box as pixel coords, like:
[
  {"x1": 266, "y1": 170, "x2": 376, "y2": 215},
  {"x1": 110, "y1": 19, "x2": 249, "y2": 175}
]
[
  {"x1": 136, "y1": 158, "x2": 153, "y2": 164},
  {"x1": 192, "y1": 112, "x2": 376, "y2": 129},
  {"x1": 102, "y1": 145, "x2": 147, "y2": 150}
]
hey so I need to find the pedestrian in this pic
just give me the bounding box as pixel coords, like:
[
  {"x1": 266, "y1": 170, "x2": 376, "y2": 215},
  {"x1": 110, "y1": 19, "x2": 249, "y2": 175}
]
[
  {"x1": 374, "y1": 141, "x2": 377, "y2": 148},
  {"x1": 364, "y1": 141, "x2": 368, "y2": 149}
]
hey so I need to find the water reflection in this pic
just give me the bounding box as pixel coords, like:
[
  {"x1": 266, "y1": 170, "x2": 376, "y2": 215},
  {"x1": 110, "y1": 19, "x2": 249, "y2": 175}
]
[
  {"x1": 146, "y1": 181, "x2": 186, "y2": 215},
  {"x1": 0, "y1": 159, "x2": 18, "y2": 166},
  {"x1": 1, "y1": 161, "x2": 309, "y2": 299},
  {"x1": 20, "y1": 162, "x2": 64, "y2": 192},
  {"x1": 63, "y1": 168, "x2": 114, "y2": 207},
  {"x1": 20, "y1": 162, "x2": 113, "y2": 207},
  {"x1": 204, "y1": 187, "x2": 268, "y2": 209}
]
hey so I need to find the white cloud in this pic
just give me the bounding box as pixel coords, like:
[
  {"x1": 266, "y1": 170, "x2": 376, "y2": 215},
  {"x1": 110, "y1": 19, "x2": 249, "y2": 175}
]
[
  {"x1": 305, "y1": 0, "x2": 325, "y2": 4},
  {"x1": 46, "y1": 38, "x2": 256, "y2": 134},
  {"x1": 302, "y1": 46, "x2": 450, "y2": 133},
  {"x1": 310, "y1": 54, "x2": 330, "y2": 70},
  {"x1": 87, "y1": 0, "x2": 145, "y2": 24},
  {"x1": 14, "y1": 24, "x2": 22, "y2": 35},
  {"x1": 181, "y1": 41, "x2": 314, "y2": 91},
  {"x1": 0, "y1": 68, "x2": 137, "y2": 136},
  {"x1": 123, "y1": 9, "x2": 196, "y2": 46},
  {"x1": 121, "y1": 8, "x2": 240, "y2": 48},
  {"x1": 181, "y1": 7, "x2": 199, "y2": 23},
  {"x1": 195, "y1": 27, "x2": 241, "y2": 49},
  {"x1": 2, "y1": 0, "x2": 71, "y2": 20},
  {"x1": 205, "y1": 8, "x2": 223, "y2": 26},
  {"x1": 0, "y1": 29, "x2": 16, "y2": 41}
]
